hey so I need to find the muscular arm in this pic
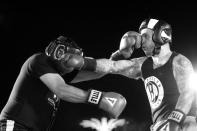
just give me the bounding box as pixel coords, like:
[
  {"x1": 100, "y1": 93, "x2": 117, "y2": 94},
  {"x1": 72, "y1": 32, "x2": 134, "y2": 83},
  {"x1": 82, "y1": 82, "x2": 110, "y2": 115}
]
[
  {"x1": 40, "y1": 73, "x2": 88, "y2": 103},
  {"x1": 95, "y1": 57, "x2": 147, "y2": 79},
  {"x1": 71, "y1": 57, "x2": 147, "y2": 83},
  {"x1": 173, "y1": 54, "x2": 195, "y2": 114}
]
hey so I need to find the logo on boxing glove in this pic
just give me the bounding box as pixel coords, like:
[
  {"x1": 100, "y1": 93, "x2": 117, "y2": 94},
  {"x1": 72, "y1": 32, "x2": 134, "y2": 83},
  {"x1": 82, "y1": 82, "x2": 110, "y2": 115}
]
[
  {"x1": 88, "y1": 90, "x2": 102, "y2": 104},
  {"x1": 105, "y1": 97, "x2": 117, "y2": 107},
  {"x1": 168, "y1": 110, "x2": 185, "y2": 123},
  {"x1": 87, "y1": 89, "x2": 127, "y2": 118}
]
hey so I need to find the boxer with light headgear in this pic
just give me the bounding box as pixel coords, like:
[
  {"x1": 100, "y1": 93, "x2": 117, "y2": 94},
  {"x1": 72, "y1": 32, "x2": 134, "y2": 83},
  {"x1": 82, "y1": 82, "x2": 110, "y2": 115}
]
[
  {"x1": 67, "y1": 18, "x2": 197, "y2": 131},
  {"x1": 0, "y1": 36, "x2": 127, "y2": 131}
]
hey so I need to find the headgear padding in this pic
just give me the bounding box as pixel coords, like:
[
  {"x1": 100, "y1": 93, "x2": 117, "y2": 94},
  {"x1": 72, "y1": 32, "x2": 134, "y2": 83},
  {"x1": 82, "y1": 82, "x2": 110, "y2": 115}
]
[
  {"x1": 139, "y1": 18, "x2": 172, "y2": 47},
  {"x1": 45, "y1": 36, "x2": 83, "y2": 60}
]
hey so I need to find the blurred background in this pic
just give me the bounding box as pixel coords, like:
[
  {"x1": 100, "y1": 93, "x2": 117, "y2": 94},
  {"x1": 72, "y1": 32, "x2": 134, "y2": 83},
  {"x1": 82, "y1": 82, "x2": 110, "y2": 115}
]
[{"x1": 1, "y1": 1, "x2": 197, "y2": 131}]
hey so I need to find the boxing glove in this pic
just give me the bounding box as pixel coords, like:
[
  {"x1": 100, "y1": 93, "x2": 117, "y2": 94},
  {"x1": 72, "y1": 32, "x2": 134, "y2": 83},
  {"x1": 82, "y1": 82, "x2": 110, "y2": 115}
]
[
  {"x1": 118, "y1": 31, "x2": 142, "y2": 59},
  {"x1": 62, "y1": 54, "x2": 97, "y2": 71},
  {"x1": 62, "y1": 54, "x2": 85, "y2": 69},
  {"x1": 110, "y1": 50, "x2": 126, "y2": 61},
  {"x1": 87, "y1": 89, "x2": 127, "y2": 118},
  {"x1": 167, "y1": 109, "x2": 186, "y2": 131},
  {"x1": 151, "y1": 109, "x2": 186, "y2": 131}
]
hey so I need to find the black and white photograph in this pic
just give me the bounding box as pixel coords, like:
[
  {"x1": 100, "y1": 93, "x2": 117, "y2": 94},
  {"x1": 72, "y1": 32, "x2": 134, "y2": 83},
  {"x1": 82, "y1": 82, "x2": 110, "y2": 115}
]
[{"x1": 1, "y1": 2, "x2": 197, "y2": 131}]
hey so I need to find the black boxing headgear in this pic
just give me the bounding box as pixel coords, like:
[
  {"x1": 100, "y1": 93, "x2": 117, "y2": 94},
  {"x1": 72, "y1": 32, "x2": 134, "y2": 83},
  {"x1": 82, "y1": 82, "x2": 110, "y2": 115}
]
[
  {"x1": 139, "y1": 18, "x2": 172, "y2": 47},
  {"x1": 45, "y1": 36, "x2": 83, "y2": 60}
]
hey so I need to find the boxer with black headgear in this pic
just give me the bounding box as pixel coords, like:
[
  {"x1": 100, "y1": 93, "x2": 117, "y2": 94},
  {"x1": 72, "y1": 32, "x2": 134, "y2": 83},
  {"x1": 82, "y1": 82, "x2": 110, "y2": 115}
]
[
  {"x1": 139, "y1": 18, "x2": 172, "y2": 56},
  {"x1": 0, "y1": 35, "x2": 127, "y2": 131},
  {"x1": 45, "y1": 36, "x2": 83, "y2": 59},
  {"x1": 45, "y1": 36, "x2": 83, "y2": 75},
  {"x1": 139, "y1": 19, "x2": 172, "y2": 45},
  {"x1": 69, "y1": 18, "x2": 197, "y2": 131}
]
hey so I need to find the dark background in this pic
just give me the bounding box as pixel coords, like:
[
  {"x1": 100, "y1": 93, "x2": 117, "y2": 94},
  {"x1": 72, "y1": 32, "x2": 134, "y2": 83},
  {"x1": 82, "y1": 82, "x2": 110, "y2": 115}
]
[{"x1": 1, "y1": 2, "x2": 197, "y2": 131}]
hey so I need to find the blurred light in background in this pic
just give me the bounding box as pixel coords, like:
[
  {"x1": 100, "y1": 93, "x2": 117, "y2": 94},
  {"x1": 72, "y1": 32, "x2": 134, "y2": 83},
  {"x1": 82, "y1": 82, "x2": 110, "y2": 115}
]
[
  {"x1": 189, "y1": 70, "x2": 197, "y2": 92},
  {"x1": 80, "y1": 117, "x2": 126, "y2": 131}
]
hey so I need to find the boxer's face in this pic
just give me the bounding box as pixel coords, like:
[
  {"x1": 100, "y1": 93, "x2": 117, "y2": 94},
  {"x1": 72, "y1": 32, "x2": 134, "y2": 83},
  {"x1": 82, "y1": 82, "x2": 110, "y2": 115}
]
[{"x1": 140, "y1": 28, "x2": 155, "y2": 57}]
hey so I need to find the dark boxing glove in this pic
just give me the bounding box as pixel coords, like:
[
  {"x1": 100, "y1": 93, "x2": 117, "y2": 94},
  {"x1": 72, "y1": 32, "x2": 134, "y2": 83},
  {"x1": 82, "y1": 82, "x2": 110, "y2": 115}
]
[
  {"x1": 110, "y1": 31, "x2": 142, "y2": 60},
  {"x1": 87, "y1": 89, "x2": 127, "y2": 118},
  {"x1": 62, "y1": 54, "x2": 85, "y2": 69},
  {"x1": 110, "y1": 50, "x2": 126, "y2": 61},
  {"x1": 62, "y1": 54, "x2": 97, "y2": 71}
]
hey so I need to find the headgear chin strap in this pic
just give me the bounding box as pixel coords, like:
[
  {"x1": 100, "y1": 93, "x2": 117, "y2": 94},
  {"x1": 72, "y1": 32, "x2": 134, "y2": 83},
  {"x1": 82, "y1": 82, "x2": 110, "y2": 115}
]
[{"x1": 139, "y1": 18, "x2": 172, "y2": 47}]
